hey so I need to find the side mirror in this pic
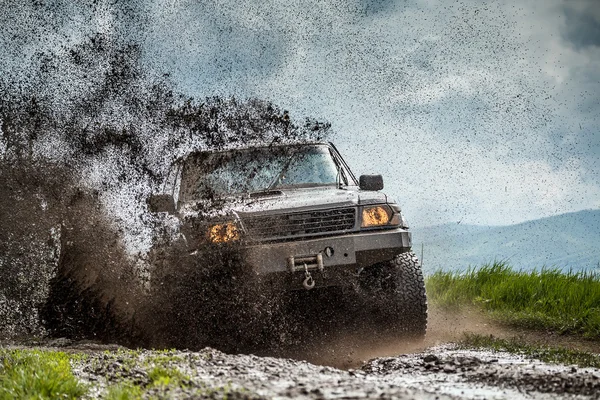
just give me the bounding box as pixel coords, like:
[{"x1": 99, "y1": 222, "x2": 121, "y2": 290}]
[
  {"x1": 359, "y1": 175, "x2": 384, "y2": 191},
  {"x1": 147, "y1": 194, "x2": 176, "y2": 214}
]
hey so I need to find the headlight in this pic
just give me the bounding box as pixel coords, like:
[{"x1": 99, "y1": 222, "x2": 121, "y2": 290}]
[
  {"x1": 207, "y1": 222, "x2": 240, "y2": 243},
  {"x1": 361, "y1": 204, "x2": 404, "y2": 228},
  {"x1": 361, "y1": 205, "x2": 393, "y2": 227}
]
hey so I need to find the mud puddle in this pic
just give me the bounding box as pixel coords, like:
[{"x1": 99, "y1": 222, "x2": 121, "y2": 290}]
[{"x1": 362, "y1": 345, "x2": 600, "y2": 399}]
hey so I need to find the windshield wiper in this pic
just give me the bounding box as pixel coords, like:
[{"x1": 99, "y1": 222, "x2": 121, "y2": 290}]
[{"x1": 264, "y1": 152, "x2": 297, "y2": 191}]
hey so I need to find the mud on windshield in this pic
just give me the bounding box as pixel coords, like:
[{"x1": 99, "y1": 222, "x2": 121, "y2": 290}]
[{"x1": 180, "y1": 145, "x2": 351, "y2": 200}]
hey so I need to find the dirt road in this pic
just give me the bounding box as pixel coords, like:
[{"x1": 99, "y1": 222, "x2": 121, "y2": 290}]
[
  {"x1": 63, "y1": 342, "x2": 600, "y2": 399},
  {"x1": 18, "y1": 307, "x2": 596, "y2": 399}
]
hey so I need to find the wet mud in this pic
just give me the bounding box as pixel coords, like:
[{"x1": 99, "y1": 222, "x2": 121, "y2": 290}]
[
  {"x1": 6, "y1": 303, "x2": 600, "y2": 398},
  {"x1": 363, "y1": 345, "x2": 600, "y2": 399},
  {"x1": 6, "y1": 340, "x2": 591, "y2": 399}
]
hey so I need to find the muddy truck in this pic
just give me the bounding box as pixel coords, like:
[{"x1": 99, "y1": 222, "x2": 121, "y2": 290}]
[{"x1": 147, "y1": 142, "x2": 427, "y2": 346}]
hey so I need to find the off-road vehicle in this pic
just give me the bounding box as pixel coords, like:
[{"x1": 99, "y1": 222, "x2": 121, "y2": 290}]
[{"x1": 148, "y1": 142, "x2": 427, "y2": 341}]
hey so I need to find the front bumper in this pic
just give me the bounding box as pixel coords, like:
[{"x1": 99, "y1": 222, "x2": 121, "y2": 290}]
[{"x1": 243, "y1": 228, "x2": 411, "y2": 275}]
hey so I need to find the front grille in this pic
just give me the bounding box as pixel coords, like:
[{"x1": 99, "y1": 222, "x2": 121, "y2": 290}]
[{"x1": 242, "y1": 207, "x2": 356, "y2": 240}]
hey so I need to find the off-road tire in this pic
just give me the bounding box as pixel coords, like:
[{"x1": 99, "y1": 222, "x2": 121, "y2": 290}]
[
  {"x1": 358, "y1": 251, "x2": 427, "y2": 338},
  {"x1": 143, "y1": 243, "x2": 281, "y2": 352}
]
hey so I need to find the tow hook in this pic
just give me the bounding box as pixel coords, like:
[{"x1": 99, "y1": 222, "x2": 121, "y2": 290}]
[{"x1": 303, "y1": 263, "x2": 315, "y2": 290}]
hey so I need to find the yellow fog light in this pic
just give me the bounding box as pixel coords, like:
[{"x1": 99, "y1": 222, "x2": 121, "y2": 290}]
[
  {"x1": 207, "y1": 222, "x2": 240, "y2": 243},
  {"x1": 361, "y1": 206, "x2": 392, "y2": 227}
]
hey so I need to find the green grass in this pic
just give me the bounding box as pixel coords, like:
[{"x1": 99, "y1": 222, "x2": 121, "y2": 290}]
[
  {"x1": 426, "y1": 262, "x2": 600, "y2": 338},
  {"x1": 105, "y1": 383, "x2": 143, "y2": 400},
  {"x1": 0, "y1": 348, "x2": 87, "y2": 399},
  {"x1": 0, "y1": 347, "x2": 199, "y2": 400},
  {"x1": 147, "y1": 365, "x2": 189, "y2": 387},
  {"x1": 460, "y1": 333, "x2": 600, "y2": 368}
]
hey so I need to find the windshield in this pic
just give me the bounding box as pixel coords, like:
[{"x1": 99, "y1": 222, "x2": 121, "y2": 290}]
[{"x1": 181, "y1": 145, "x2": 347, "y2": 200}]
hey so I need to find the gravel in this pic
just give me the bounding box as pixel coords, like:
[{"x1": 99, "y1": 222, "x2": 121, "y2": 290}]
[{"x1": 61, "y1": 343, "x2": 600, "y2": 399}]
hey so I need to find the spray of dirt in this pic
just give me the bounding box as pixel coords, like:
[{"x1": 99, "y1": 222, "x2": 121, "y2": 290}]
[
  {"x1": 285, "y1": 303, "x2": 600, "y2": 370},
  {"x1": 0, "y1": 161, "x2": 66, "y2": 338},
  {"x1": 0, "y1": 159, "x2": 144, "y2": 342},
  {"x1": 41, "y1": 190, "x2": 145, "y2": 343},
  {"x1": 0, "y1": 27, "x2": 332, "y2": 348},
  {"x1": 267, "y1": 304, "x2": 511, "y2": 369},
  {"x1": 3, "y1": 11, "x2": 495, "y2": 360}
]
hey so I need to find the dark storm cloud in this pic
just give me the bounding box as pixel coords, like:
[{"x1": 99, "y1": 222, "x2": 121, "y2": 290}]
[
  {"x1": 562, "y1": 4, "x2": 600, "y2": 49},
  {"x1": 548, "y1": 0, "x2": 600, "y2": 183}
]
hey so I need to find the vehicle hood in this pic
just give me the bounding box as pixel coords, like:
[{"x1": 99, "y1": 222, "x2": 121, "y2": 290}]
[{"x1": 179, "y1": 187, "x2": 389, "y2": 219}]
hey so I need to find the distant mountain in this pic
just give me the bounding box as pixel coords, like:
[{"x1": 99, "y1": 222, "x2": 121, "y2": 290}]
[{"x1": 411, "y1": 209, "x2": 600, "y2": 274}]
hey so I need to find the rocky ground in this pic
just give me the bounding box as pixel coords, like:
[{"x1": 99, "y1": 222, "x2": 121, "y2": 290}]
[
  {"x1": 19, "y1": 335, "x2": 599, "y2": 400},
  {"x1": 3, "y1": 306, "x2": 599, "y2": 399}
]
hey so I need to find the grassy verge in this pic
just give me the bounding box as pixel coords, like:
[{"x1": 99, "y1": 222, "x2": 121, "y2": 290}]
[
  {"x1": 426, "y1": 262, "x2": 600, "y2": 338},
  {"x1": 0, "y1": 348, "x2": 86, "y2": 399},
  {"x1": 460, "y1": 333, "x2": 600, "y2": 368},
  {"x1": 0, "y1": 347, "x2": 253, "y2": 399}
]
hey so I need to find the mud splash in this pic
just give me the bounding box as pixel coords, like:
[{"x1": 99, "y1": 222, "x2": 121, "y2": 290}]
[
  {"x1": 0, "y1": 160, "x2": 143, "y2": 342},
  {"x1": 252, "y1": 304, "x2": 500, "y2": 369},
  {"x1": 0, "y1": 29, "x2": 331, "y2": 347}
]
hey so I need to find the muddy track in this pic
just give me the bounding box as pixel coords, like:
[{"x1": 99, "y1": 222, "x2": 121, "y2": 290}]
[
  {"x1": 5, "y1": 306, "x2": 600, "y2": 399},
  {"x1": 22, "y1": 341, "x2": 596, "y2": 399}
]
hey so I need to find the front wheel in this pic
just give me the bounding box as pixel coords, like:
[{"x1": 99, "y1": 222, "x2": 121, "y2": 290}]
[{"x1": 358, "y1": 252, "x2": 427, "y2": 339}]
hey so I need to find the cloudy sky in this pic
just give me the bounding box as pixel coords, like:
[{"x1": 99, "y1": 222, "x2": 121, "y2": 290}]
[{"x1": 2, "y1": 0, "x2": 599, "y2": 227}]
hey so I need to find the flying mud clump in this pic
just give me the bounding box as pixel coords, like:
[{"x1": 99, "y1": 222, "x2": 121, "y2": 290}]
[{"x1": 0, "y1": 31, "x2": 331, "y2": 348}]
